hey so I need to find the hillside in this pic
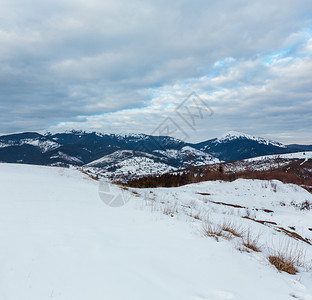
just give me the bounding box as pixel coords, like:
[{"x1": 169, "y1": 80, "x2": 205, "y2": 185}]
[{"x1": 0, "y1": 163, "x2": 311, "y2": 299}]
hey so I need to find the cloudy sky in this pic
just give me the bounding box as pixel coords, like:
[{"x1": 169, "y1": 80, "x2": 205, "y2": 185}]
[{"x1": 1, "y1": 0, "x2": 312, "y2": 143}]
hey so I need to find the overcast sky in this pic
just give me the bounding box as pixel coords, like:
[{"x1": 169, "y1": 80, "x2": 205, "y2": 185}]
[{"x1": 1, "y1": 0, "x2": 312, "y2": 143}]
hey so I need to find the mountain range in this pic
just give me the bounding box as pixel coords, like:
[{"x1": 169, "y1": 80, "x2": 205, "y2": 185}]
[{"x1": 0, "y1": 130, "x2": 310, "y2": 179}]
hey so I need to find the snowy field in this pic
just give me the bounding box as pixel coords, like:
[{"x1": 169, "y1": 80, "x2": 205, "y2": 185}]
[{"x1": 0, "y1": 163, "x2": 312, "y2": 300}]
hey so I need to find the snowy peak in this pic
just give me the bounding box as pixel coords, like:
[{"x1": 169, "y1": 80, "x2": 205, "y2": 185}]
[
  {"x1": 194, "y1": 131, "x2": 291, "y2": 162},
  {"x1": 216, "y1": 131, "x2": 286, "y2": 148}
]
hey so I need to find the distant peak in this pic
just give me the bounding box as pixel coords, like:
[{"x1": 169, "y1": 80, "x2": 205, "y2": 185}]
[
  {"x1": 218, "y1": 131, "x2": 252, "y2": 140},
  {"x1": 216, "y1": 131, "x2": 286, "y2": 147}
]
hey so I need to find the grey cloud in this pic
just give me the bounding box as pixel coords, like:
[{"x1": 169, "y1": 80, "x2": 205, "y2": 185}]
[{"x1": 0, "y1": 0, "x2": 312, "y2": 141}]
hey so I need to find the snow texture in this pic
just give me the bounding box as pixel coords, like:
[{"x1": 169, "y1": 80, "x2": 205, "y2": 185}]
[{"x1": 0, "y1": 163, "x2": 311, "y2": 300}]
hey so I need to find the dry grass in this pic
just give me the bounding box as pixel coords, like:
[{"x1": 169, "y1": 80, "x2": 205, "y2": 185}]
[
  {"x1": 202, "y1": 217, "x2": 223, "y2": 240},
  {"x1": 193, "y1": 214, "x2": 201, "y2": 220},
  {"x1": 268, "y1": 242, "x2": 306, "y2": 274},
  {"x1": 242, "y1": 228, "x2": 261, "y2": 252},
  {"x1": 221, "y1": 220, "x2": 245, "y2": 238},
  {"x1": 269, "y1": 256, "x2": 298, "y2": 274},
  {"x1": 162, "y1": 203, "x2": 178, "y2": 217},
  {"x1": 131, "y1": 190, "x2": 140, "y2": 197},
  {"x1": 202, "y1": 218, "x2": 244, "y2": 241}
]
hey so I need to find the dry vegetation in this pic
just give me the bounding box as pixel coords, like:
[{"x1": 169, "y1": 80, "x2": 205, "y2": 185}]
[
  {"x1": 222, "y1": 220, "x2": 244, "y2": 238},
  {"x1": 129, "y1": 164, "x2": 312, "y2": 277},
  {"x1": 202, "y1": 218, "x2": 256, "y2": 245},
  {"x1": 125, "y1": 163, "x2": 312, "y2": 191},
  {"x1": 202, "y1": 218, "x2": 224, "y2": 240},
  {"x1": 269, "y1": 256, "x2": 298, "y2": 275},
  {"x1": 268, "y1": 243, "x2": 306, "y2": 275},
  {"x1": 242, "y1": 228, "x2": 261, "y2": 252}
]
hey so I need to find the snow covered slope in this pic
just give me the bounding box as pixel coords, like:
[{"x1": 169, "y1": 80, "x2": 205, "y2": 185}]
[
  {"x1": 85, "y1": 147, "x2": 219, "y2": 180},
  {"x1": 154, "y1": 146, "x2": 220, "y2": 166},
  {"x1": 0, "y1": 163, "x2": 312, "y2": 299},
  {"x1": 219, "y1": 151, "x2": 312, "y2": 174},
  {"x1": 246, "y1": 151, "x2": 312, "y2": 162}
]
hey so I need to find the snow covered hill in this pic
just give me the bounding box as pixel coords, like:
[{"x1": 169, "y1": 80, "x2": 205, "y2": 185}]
[
  {"x1": 0, "y1": 131, "x2": 219, "y2": 177},
  {"x1": 195, "y1": 131, "x2": 291, "y2": 161},
  {"x1": 216, "y1": 131, "x2": 286, "y2": 147},
  {"x1": 219, "y1": 151, "x2": 312, "y2": 175},
  {"x1": 154, "y1": 146, "x2": 220, "y2": 166},
  {"x1": 246, "y1": 151, "x2": 312, "y2": 162},
  {"x1": 85, "y1": 147, "x2": 220, "y2": 181},
  {"x1": 86, "y1": 150, "x2": 176, "y2": 180},
  {"x1": 0, "y1": 163, "x2": 312, "y2": 299}
]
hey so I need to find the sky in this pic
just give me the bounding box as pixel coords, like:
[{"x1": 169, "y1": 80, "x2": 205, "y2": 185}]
[{"x1": 0, "y1": 0, "x2": 312, "y2": 144}]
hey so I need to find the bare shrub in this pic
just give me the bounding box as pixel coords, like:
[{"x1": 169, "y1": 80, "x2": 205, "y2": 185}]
[
  {"x1": 290, "y1": 200, "x2": 312, "y2": 211},
  {"x1": 299, "y1": 200, "x2": 312, "y2": 210}
]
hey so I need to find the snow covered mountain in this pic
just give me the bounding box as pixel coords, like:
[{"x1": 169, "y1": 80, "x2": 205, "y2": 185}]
[
  {"x1": 0, "y1": 131, "x2": 219, "y2": 178},
  {"x1": 194, "y1": 131, "x2": 292, "y2": 161},
  {"x1": 0, "y1": 130, "x2": 311, "y2": 179},
  {"x1": 215, "y1": 131, "x2": 286, "y2": 147}
]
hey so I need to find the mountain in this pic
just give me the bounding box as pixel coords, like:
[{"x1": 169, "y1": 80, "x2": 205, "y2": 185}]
[
  {"x1": 0, "y1": 131, "x2": 219, "y2": 179},
  {"x1": 193, "y1": 131, "x2": 291, "y2": 161},
  {"x1": 0, "y1": 130, "x2": 311, "y2": 179}
]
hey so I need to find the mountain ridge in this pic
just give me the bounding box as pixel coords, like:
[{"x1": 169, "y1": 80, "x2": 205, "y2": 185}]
[{"x1": 0, "y1": 130, "x2": 311, "y2": 179}]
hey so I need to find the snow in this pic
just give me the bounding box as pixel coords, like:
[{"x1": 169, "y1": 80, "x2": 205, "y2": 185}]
[
  {"x1": 154, "y1": 146, "x2": 220, "y2": 165},
  {"x1": 85, "y1": 149, "x2": 175, "y2": 179},
  {"x1": 0, "y1": 163, "x2": 312, "y2": 299},
  {"x1": 50, "y1": 151, "x2": 83, "y2": 163},
  {"x1": 87, "y1": 156, "x2": 176, "y2": 180},
  {"x1": 86, "y1": 147, "x2": 220, "y2": 180},
  {"x1": 216, "y1": 131, "x2": 286, "y2": 148},
  {"x1": 0, "y1": 138, "x2": 60, "y2": 152},
  {"x1": 44, "y1": 130, "x2": 152, "y2": 141},
  {"x1": 245, "y1": 151, "x2": 312, "y2": 162},
  {"x1": 22, "y1": 139, "x2": 60, "y2": 152},
  {"x1": 86, "y1": 150, "x2": 157, "y2": 167}
]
